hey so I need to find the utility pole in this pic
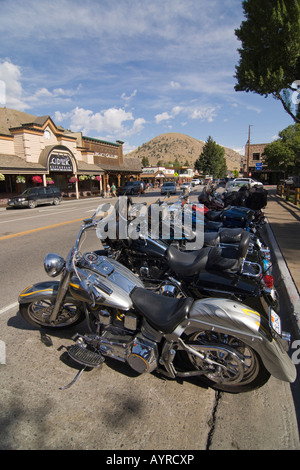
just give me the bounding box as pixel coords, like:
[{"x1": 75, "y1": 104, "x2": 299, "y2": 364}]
[{"x1": 246, "y1": 125, "x2": 252, "y2": 176}]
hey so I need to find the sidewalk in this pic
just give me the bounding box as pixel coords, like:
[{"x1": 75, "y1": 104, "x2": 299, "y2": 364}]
[{"x1": 263, "y1": 187, "x2": 300, "y2": 336}]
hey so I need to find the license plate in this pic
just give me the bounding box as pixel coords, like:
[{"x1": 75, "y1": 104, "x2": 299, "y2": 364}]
[{"x1": 269, "y1": 308, "x2": 282, "y2": 336}]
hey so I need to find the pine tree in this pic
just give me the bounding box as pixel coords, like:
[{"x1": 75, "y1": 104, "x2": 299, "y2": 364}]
[{"x1": 194, "y1": 136, "x2": 227, "y2": 177}]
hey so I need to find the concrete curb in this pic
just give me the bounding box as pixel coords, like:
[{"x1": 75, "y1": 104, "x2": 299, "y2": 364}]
[{"x1": 264, "y1": 217, "x2": 300, "y2": 339}]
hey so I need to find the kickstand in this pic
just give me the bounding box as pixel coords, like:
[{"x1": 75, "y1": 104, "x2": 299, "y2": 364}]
[{"x1": 59, "y1": 367, "x2": 87, "y2": 390}]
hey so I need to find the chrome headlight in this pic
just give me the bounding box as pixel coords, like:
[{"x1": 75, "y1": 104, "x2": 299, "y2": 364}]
[{"x1": 44, "y1": 253, "x2": 65, "y2": 277}]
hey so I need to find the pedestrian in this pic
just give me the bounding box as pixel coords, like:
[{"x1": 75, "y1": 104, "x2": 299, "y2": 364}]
[
  {"x1": 139, "y1": 181, "x2": 144, "y2": 196},
  {"x1": 111, "y1": 183, "x2": 116, "y2": 197},
  {"x1": 106, "y1": 183, "x2": 110, "y2": 197}
]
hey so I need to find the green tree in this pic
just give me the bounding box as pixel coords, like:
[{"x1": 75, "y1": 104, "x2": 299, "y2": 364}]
[
  {"x1": 235, "y1": 0, "x2": 300, "y2": 122},
  {"x1": 141, "y1": 156, "x2": 149, "y2": 167},
  {"x1": 263, "y1": 123, "x2": 300, "y2": 175},
  {"x1": 194, "y1": 136, "x2": 227, "y2": 177},
  {"x1": 173, "y1": 158, "x2": 181, "y2": 169}
]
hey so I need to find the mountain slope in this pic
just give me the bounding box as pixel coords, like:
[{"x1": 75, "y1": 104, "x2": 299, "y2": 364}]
[{"x1": 125, "y1": 133, "x2": 242, "y2": 172}]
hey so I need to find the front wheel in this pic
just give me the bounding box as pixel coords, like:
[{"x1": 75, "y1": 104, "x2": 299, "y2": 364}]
[
  {"x1": 28, "y1": 199, "x2": 37, "y2": 209},
  {"x1": 176, "y1": 331, "x2": 270, "y2": 393},
  {"x1": 19, "y1": 296, "x2": 85, "y2": 329}
]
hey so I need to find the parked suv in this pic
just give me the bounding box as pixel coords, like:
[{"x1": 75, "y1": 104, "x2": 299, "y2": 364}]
[
  {"x1": 7, "y1": 186, "x2": 62, "y2": 209},
  {"x1": 231, "y1": 178, "x2": 263, "y2": 188},
  {"x1": 117, "y1": 181, "x2": 141, "y2": 195},
  {"x1": 161, "y1": 181, "x2": 177, "y2": 195}
]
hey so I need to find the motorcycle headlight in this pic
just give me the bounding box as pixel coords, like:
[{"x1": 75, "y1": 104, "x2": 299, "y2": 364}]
[{"x1": 44, "y1": 253, "x2": 65, "y2": 277}]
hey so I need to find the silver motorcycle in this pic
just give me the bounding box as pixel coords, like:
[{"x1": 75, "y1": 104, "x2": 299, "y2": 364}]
[{"x1": 18, "y1": 212, "x2": 296, "y2": 393}]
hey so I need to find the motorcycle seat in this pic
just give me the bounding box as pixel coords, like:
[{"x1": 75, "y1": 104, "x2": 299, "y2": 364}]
[
  {"x1": 166, "y1": 245, "x2": 211, "y2": 276},
  {"x1": 206, "y1": 231, "x2": 251, "y2": 273},
  {"x1": 130, "y1": 287, "x2": 194, "y2": 334},
  {"x1": 218, "y1": 228, "x2": 244, "y2": 243},
  {"x1": 204, "y1": 232, "x2": 220, "y2": 246}
]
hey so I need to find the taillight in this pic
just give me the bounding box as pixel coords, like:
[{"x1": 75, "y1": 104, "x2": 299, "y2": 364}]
[{"x1": 263, "y1": 275, "x2": 273, "y2": 288}]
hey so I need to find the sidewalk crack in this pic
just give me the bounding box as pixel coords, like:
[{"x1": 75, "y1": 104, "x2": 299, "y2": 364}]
[{"x1": 206, "y1": 390, "x2": 222, "y2": 450}]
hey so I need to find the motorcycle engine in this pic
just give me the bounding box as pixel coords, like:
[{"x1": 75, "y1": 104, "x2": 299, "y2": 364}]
[
  {"x1": 127, "y1": 335, "x2": 159, "y2": 374},
  {"x1": 93, "y1": 308, "x2": 159, "y2": 374}
]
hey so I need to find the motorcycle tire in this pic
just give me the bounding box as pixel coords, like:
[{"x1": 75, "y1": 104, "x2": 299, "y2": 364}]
[
  {"x1": 19, "y1": 295, "x2": 85, "y2": 329},
  {"x1": 176, "y1": 330, "x2": 270, "y2": 393}
]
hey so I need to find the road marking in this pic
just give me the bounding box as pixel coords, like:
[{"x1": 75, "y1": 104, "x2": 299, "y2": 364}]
[
  {"x1": 0, "y1": 217, "x2": 87, "y2": 241},
  {"x1": 0, "y1": 302, "x2": 19, "y2": 316},
  {"x1": 0, "y1": 207, "x2": 96, "y2": 224}
]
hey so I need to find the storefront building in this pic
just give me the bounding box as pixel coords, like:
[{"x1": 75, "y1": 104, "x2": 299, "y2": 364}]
[
  {"x1": 141, "y1": 166, "x2": 195, "y2": 186},
  {"x1": 244, "y1": 142, "x2": 284, "y2": 184},
  {"x1": 0, "y1": 107, "x2": 141, "y2": 201}
]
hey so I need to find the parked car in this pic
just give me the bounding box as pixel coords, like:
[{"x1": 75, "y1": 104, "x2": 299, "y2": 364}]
[
  {"x1": 191, "y1": 178, "x2": 201, "y2": 186},
  {"x1": 180, "y1": 182, "x2": 192, "y2": 191},
  {"x1": 225, "y1": 181, "x2": 252, "y2": 194},
  {"x1": 117, "y1": 181, "x2": 141, "y2": 195},
  {"x1": 7, "y1": 186, "x2": 62, "y2": 209},
  {"x1": 161, "y1": 181, "x2": 177, "y2": 195},
  {"x1": 230, "y1": 178, "x2": 263, "y2": 188}
]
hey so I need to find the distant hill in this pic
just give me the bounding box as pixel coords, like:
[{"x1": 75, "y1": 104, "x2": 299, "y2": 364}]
[{"x1": 125, "y1": 133, "x2": 242, "y2": 172}]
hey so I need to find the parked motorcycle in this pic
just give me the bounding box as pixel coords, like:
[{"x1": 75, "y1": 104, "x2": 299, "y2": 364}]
[
  {"x1": 18, "y1": 211, "x2": 296, "y2": 393},
  {"x1": 199, "y1": 185, "x2": 266, "y2": 231},
  {"x1": 170, "y1": 190, "x2": 272, "y2": 277},
  {"x1": 101, "y1": 199, "x2": 278, "y2": 317}
]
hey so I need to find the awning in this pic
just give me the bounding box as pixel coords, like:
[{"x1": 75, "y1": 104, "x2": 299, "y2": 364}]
[{"x1": 0, "y1": 154, "x2": 47, "y2": 174}]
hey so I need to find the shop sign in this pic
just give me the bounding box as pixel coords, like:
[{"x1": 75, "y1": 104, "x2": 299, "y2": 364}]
[
  {"x1": 49, "y1": 153, "x2": 73, "y2": 172},
  {"x1": 94, "y1": 152, "x2": 118, "y2": 158}
]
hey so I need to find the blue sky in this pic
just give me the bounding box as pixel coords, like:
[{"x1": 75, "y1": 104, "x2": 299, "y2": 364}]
[{"x1": 0, "y1": 0, "x2": 295, "y2": 156}]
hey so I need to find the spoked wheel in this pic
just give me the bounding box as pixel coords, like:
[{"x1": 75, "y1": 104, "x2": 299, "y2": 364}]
[
  {"x1": 19, "y1": 296, "x2": 85, "y2": 329},
  {"x1": 177, "y1": 330, "x2": 270, "y2": 393}
]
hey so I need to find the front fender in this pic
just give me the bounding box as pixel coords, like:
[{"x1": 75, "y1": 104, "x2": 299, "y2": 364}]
[
  {"x1": 19, "y1": 281, "x2": 60, "y2": 304},
  {"x1": 183, "y1": 297, "x2": 296, "y2": 383}
]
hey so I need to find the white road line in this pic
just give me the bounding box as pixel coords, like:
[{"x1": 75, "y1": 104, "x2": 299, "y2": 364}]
[
  {"x1": 0, "y1": 302, "x2": 19, "y2": 316},
  {"x1": 0, "y1": 207, "x2": 98, "y2": 224}
]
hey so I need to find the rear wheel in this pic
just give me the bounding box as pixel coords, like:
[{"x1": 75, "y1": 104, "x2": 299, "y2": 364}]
[
  {"x1": 20, "y1": 296, "x2": 85, "y2": 329},
  {"x1": 176, "y1": 330, "x2": 270, "y2": 393}
]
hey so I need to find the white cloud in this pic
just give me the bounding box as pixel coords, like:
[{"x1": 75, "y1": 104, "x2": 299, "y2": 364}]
[
  {"x1": 155, "y1": 111, "x2": 173, "y2": 124},
  {"x1": 190, "y1": 106, "x2": 218, "y2": 122},
  {"x1": 55, "y1": 106, "x2": 146, "y2": 139},
  {"x1": 121, "y1": 89, "x2": 137, "y2": 102},
  {"x1": 0, "y1": 60, "x2": 29, "y2": 110},
  {"x1": 30, "y1": 85, "x2": 81, "y2": 103},
  {"x1": 170, "y1": 81, "x2": 181, "y2": 89},
  {"x1": 155, "y1": 106, "x2": 182, "y2": 123},
  {"x1": 155, "y1": 104, "x2": 218, "y2": 124},
  {"x1": 246, "y1": 105, "x2": 262, "y2": 114}
]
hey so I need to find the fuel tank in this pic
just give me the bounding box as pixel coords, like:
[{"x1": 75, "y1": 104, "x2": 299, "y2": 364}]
[
  {"x1": 130, "y1": 237, "x2": 168, "y2": 258},
  {"x1": 69, "y1": 252, "x2": 144, "y2": 310}
]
